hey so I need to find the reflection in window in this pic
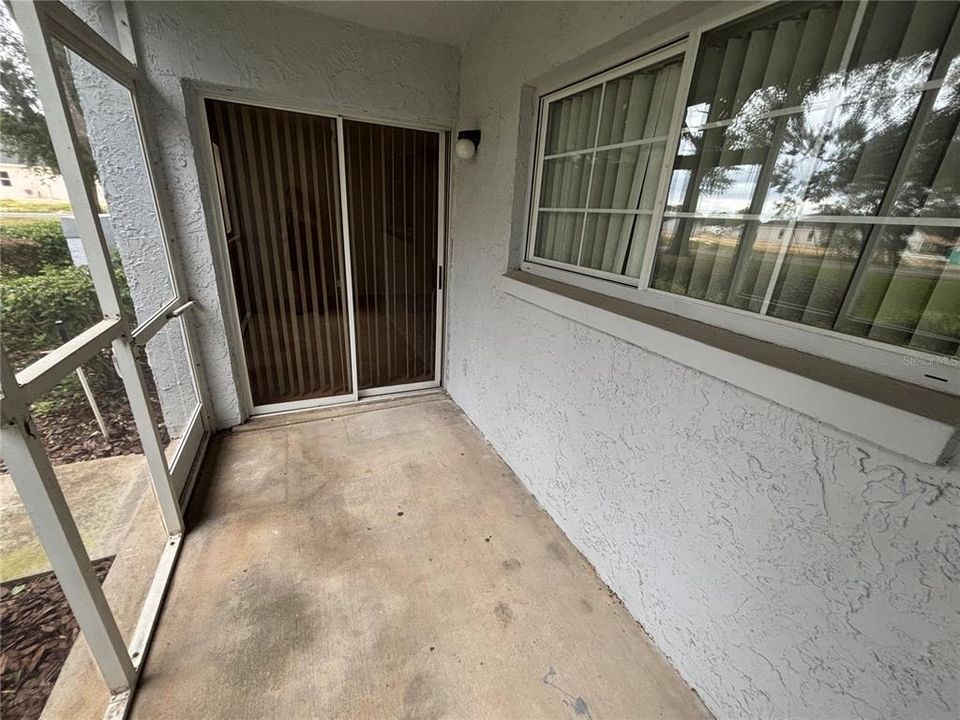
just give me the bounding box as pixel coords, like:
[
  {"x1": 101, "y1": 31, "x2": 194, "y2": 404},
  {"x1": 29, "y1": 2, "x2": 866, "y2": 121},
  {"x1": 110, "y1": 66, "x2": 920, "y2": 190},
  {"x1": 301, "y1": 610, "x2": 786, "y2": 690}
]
[
  {"x1": 892, "y1": 70, "x2": 960, "y2": 219},
  {"x1": 838, "y1": 226, "x2": 960, "y2": 355},
  {"x1": 652, "y1": 219, "x2": 746, "y2": 303},
  {"x1": 666, "y1": 169, "x2": 692, "y2": 210},
  {"x1": 651, "y1": 0, "x2": 960, "y2": 356}
]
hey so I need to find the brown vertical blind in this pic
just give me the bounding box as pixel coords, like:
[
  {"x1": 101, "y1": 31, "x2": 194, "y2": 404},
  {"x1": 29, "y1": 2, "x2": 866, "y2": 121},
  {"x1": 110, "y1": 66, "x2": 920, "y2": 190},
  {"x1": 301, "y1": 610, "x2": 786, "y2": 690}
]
[
  {"x1": 342, "y1": 120, "x2": 440, "y2": 391},
  {"x1": 206, "y1": 99, "x2": 352, "y2": 405}
]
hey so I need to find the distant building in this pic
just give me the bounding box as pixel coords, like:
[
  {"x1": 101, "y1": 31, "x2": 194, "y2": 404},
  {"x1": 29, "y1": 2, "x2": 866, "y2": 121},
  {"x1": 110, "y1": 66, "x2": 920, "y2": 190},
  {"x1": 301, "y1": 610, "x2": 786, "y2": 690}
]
[{"x1": 0, "y1": 152, "x2": 70, "y2": 202}]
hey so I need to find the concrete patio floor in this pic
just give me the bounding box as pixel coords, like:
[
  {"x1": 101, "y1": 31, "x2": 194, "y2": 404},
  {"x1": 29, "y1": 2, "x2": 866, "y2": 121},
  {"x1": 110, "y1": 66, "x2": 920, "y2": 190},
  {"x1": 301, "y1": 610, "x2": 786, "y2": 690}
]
[{"x1": 48, "y1": 393, "x2": 712, "y2": 719}]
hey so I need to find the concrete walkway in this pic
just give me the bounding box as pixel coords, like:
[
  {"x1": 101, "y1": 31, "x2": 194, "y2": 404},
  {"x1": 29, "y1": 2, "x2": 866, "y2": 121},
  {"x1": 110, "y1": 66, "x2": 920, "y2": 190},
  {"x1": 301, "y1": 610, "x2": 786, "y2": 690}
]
[
  {"x1": 52, "y1": 394, "x2": 713, "y2": 719},
  {"x1": 0, "y1": 455, "x2": 151, "y2": 582}
]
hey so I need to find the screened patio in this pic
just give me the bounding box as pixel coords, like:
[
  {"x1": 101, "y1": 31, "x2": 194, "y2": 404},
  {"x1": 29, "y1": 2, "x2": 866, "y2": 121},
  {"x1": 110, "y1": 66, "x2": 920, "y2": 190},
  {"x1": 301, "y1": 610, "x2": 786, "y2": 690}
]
[{"x1": 1, "y1": 2, "x2": 957, "y2": 720}]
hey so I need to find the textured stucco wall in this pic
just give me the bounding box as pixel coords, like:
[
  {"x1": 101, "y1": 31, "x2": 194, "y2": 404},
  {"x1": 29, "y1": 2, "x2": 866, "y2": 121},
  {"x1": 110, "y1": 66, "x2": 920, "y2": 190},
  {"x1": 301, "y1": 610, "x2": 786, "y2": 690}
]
[
  {"x1": 68, "y1": 41, "x2": 196, "y2": 437},
  {"x1": 445, "y1": 3, "x2": 960, "y2": 719},
  {"x1": 126, "y1": 1, "x2": 460, "y2": 427}
]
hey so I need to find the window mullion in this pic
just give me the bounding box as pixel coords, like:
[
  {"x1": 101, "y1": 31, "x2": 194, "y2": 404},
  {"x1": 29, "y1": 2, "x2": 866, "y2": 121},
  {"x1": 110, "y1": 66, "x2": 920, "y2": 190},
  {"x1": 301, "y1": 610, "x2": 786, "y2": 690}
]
[
  {"x1": 527, "y1": 97, "x2": 551, "y2": 262},
  {"x1": 545, "y1": 133, "x2": 669, "y2": 160},
  {"x1": 722, "y1": 112, "x2": 794, "y2": 306},
  {"x1": 575, "y1": 83, "x2": 607, "y2": 267},
  {"x1": 637, "y1": 32, "x2": 702, "y2": 291}
]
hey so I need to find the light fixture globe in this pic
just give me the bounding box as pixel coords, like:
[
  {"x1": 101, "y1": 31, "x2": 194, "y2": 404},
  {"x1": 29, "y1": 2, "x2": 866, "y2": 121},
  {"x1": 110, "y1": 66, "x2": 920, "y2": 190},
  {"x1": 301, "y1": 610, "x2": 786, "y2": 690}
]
[
  {"x1": 455, "y1": 137, "x2": 476, "y2": 160},
  {"x1": 455, "y1": 129, "x2": 481, "y2": 160}
]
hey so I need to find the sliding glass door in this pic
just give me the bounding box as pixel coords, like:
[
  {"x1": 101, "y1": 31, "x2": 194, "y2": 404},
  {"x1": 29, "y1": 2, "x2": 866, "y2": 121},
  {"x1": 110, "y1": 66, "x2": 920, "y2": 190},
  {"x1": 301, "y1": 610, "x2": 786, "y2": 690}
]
[
  {"x1": 206, "y1": 101, "x2": 354, "y2": 411},
  {"x1": 205, "y1": 103, "x2": 446, "y2": 413}
]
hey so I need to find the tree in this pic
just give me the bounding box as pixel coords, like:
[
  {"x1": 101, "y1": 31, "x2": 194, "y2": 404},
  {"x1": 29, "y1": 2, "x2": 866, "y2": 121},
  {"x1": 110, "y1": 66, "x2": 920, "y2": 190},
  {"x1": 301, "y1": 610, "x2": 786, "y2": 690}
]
[{"x1": 0, "y1": 6, "x2": 59, "y2": 174}]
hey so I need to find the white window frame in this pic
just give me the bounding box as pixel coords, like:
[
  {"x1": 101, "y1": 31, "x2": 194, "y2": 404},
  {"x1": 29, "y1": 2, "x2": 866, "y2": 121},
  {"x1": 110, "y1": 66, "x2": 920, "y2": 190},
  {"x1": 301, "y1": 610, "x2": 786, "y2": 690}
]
[
  {"x1": 526, "y1": 40, "x2": 687, "y2": 286},
  {"x1": 520, "y1": 0, "x2": 960, "y2": 396}
]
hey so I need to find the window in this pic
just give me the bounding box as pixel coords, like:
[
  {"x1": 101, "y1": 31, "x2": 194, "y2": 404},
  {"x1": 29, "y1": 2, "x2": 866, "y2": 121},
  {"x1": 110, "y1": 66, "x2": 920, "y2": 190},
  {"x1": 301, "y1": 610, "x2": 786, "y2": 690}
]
[
  {"x1": 0, "y1": 170, "x2": 11, "y2": 186},
  {"x1": 528, "y1": 44, "x2": 685, "y2": 281},
  {"x1": 526, "y1": 0, "x2": 960, "y2": 365}
]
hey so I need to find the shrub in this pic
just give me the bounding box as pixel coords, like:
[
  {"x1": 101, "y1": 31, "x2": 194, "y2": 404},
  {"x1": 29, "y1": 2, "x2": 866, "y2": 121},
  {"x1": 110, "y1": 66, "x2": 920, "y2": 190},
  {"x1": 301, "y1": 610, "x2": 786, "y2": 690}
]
[
  {"x1": 0, "y1": 236, "x2": 46, "y2": 278},
  {"x1": 0, "y1": 219, "x2": 73, "y2": 278},
  {"x1": 0, "y1": 223, "x2": 140, "y2": 432},
  {"x1": 0, "y1": 265, "x2": 128, "y2": 415},
  {"x1": 1, "y1": 260, "x2": 135, "y2": 401},
  {"x1": 1, "y1": 265, "x2": 103, "y2": 369}
]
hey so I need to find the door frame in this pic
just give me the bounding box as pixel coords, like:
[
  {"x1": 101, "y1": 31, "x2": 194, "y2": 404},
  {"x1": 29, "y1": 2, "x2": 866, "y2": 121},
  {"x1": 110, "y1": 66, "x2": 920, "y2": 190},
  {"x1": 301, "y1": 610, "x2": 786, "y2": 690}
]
[{"x1": 194, "y1": 89, "x2": 448, "y2": 418}]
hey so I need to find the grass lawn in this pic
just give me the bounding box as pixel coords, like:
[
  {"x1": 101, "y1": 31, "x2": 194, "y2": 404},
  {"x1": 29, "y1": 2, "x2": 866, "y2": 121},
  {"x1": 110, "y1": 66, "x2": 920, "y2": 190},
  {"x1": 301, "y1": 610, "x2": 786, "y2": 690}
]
[
  {"x1": 0, "y1": 198, "x2": 72, "y2": 214},
  {"x1": 0, "y1": 216, "x2": 64, "y2": 228}
]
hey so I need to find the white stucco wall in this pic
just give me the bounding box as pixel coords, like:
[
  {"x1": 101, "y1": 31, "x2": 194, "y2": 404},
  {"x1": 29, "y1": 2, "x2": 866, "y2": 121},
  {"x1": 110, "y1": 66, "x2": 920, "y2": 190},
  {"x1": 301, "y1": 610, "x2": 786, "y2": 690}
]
[
  {"x1": 445, "y1": 3, "x2": 959, "y2": 719},
  {"x1": 66, "y1": 44, "x2": 196, "y2": 437},
  {"x1": 126, "y1": 0, "x2": 460, "y2": 427}
]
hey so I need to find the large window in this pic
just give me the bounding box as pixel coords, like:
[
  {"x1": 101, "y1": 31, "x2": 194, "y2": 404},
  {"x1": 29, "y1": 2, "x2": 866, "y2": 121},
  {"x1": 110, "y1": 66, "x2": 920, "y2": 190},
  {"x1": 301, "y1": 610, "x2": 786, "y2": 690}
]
[
  {"x1": 529, "y1": 44, "x2": 685, "y2": 281},
  {"x1": 526, "y1": 0, "x2": 960, "y2": 367}
]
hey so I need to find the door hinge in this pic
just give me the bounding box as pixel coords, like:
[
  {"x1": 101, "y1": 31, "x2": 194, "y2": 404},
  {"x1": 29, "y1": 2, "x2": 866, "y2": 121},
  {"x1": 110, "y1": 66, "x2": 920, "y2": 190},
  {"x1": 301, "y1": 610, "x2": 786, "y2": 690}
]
[{"x1": 438, "y1": 266, "x2": 444, "y2": 291}]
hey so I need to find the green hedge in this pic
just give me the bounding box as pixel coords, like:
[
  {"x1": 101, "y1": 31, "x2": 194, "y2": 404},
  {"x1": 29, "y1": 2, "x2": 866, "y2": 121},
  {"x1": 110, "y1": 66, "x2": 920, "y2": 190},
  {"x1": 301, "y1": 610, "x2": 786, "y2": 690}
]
[
  {"x1": 1, "y1": 265, "x2": 102, "y2": 365},
  {"x1": 0, "y1": 219, "x2": 142, "y2": 421},
  {"x1": 0, "y1": 219, "x2": 73, "y2": 278},
  {"x1": 0, "y1": 264, "x2": 127, "y2": 414}
]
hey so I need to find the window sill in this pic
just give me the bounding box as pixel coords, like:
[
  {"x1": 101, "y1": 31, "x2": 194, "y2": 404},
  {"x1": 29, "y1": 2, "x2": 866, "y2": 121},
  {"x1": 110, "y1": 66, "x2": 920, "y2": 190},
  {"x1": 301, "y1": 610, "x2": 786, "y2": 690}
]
[{"x1": 501, "y1": 270, "x2": 959, "y2": 466}]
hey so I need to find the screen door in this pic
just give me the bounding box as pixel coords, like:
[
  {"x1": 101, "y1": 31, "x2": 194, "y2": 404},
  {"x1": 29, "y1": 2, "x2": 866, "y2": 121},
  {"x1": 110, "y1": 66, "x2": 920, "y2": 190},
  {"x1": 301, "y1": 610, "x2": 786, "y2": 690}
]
[{"x1": 342, "y1": 120, "x2": 442, "y2": 394}]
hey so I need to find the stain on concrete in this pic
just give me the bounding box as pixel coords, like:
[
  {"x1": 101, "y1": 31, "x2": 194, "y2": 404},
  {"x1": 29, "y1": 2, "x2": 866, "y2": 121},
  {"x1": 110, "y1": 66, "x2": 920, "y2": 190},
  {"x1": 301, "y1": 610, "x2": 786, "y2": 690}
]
[
  {"x1": 494, "y1": 601, "x2": 515, "y2": 627},
  {"x1": 579, "y1": 598, "x2": 593, "y2": 613},
  {"x1": 572, "y1": 696, "x2": 592, "y2": 717},
  {"x1": 401, "y1": 672, "x2": 446, "y2": 720},
  {"x1": 208, "y1": 569, "x2": 316, "y2": 717},
  {"x1": 543, "y1": 666, "x2": 594, "y2": 719},
  {"x1": 502, "y1": 558, "x2": 522, "y2": 572},
  {"x1": 547, "y1": 541, "x2": 569, "y2": 563}
]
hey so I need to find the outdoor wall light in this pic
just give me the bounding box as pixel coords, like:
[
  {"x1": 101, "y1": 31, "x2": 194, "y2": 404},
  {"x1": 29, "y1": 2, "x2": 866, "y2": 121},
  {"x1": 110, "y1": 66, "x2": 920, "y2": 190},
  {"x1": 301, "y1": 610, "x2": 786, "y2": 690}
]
[{"x1": 455, "y1": 130, "x2": 481, "y2": 160}]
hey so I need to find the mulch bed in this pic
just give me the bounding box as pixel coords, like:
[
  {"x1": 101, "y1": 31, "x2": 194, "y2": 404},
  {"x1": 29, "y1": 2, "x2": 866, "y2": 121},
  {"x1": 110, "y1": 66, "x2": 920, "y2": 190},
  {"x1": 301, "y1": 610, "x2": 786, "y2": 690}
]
[
  {"x1": 32, "y1": 390, "x2": 151, "y2": 466},
  {"x1": 0, "y1": 387, "x2": 169, "y2": 473},
  {"x1": 0, "y1": 557, "x2": 114, "y2": 720}
]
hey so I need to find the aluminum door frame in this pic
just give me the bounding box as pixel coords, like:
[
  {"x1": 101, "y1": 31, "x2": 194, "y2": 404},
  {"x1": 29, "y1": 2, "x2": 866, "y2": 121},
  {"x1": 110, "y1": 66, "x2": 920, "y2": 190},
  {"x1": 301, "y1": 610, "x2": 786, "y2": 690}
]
[{"x1": 196, "y1": 92, "x2": 447, "y2": 417}]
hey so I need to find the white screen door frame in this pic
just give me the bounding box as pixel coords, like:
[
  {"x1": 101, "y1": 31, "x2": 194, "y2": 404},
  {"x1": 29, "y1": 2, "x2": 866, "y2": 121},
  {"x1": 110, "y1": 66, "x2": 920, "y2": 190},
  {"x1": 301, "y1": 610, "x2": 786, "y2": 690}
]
[{"x1": 2, "y1": 2, "x2": 212, "y2": 716}]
